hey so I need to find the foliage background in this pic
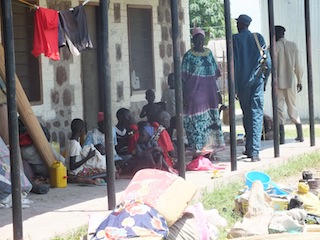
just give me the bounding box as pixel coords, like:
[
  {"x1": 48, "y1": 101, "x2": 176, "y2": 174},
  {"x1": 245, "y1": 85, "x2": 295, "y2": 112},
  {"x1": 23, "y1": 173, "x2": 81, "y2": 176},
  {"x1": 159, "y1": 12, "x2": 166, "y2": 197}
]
[{"x1": 189, "y1": 0, "x2": 237, "y2": 44}]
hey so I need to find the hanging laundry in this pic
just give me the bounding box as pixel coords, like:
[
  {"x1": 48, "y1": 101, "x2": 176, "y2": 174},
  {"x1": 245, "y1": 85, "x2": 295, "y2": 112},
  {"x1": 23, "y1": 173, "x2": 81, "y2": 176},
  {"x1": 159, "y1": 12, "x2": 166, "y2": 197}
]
[
  {"x1": 32, "y1": 7, "x2": 60, "y2": 61},
  {"x1": 58, "y1": 19, "x2": 66, "y2": 48},
  {"x1": 59, "y1": 5, "x2": 93, "y2": 54},
  {"x1": 65, "y1": 35, "x2": 80, "y2": 56}
]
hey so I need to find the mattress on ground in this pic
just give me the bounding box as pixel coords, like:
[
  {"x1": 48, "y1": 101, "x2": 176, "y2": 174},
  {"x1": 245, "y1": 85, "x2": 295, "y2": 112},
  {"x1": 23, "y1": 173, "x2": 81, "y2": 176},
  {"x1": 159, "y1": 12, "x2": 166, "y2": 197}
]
[{"x1": 120, "y1": 169, "x2": 197, "y2": 226}]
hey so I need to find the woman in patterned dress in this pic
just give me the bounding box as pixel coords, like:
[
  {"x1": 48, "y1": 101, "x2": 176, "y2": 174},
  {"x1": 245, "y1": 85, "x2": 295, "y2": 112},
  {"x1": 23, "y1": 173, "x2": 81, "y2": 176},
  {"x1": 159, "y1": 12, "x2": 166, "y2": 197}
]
[{"x1": 181, "y1": 27, "x2": 225, "y2": 154}]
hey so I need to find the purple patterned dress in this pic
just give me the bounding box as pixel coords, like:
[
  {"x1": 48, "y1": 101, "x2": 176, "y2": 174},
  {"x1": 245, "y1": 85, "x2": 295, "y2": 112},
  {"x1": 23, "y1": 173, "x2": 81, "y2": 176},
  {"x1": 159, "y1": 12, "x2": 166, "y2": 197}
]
[{"x1": 181, "y1": 47, "x2": 225, "y2": 151}]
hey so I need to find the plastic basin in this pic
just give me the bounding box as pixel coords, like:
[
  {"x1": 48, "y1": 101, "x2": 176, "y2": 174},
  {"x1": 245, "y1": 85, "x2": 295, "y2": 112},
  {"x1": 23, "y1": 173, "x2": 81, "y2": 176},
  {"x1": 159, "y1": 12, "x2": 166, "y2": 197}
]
[{"x1": 245, "y1": 171, "x2": 271, "y2": 190}]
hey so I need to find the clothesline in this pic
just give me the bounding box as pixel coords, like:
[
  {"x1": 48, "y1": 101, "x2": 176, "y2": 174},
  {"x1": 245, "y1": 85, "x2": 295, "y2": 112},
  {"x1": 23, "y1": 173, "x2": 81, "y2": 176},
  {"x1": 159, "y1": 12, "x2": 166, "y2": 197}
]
[
  {"x1": 31, "y1": 0, "x2": 94, "y2": 61},
  {"x1": 82, "y1": 0, "x2": 90, "y2": 6},
  {"x1": 17, "y1": 0, "x2": 91, "y2": 10}
]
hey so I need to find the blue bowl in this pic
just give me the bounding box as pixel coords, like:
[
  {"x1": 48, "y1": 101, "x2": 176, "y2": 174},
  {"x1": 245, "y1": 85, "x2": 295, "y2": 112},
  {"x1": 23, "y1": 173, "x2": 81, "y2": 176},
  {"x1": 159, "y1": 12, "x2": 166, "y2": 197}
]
[{"x1": 245, "y1": 171, "x2": 271, "y2": 190}]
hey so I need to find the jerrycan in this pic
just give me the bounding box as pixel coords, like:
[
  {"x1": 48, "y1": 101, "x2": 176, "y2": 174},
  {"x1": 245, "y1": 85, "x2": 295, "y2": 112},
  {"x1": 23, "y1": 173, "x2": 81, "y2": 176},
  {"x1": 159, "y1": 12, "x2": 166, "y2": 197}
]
[{"x1": 50, "y1": 161, "x2": 67, "y2": 188}]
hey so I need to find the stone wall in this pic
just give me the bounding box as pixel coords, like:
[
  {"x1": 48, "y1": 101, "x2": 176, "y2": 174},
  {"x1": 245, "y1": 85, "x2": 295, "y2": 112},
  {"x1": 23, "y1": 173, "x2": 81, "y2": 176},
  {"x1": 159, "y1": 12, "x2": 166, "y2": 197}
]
[{"x1": 30, "y1": 0, "x2": 190, "y2": 150}]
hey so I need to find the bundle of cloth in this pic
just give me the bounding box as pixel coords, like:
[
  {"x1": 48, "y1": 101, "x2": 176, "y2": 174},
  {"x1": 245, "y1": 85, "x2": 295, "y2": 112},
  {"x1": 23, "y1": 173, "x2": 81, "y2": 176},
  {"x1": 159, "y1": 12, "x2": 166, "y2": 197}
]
[
  {"x1": 0, "y1": 137, "x2": 32, "y2": 207},
  {"x1": 89, "y1": 169, "x2": 227, "y2": 240}
]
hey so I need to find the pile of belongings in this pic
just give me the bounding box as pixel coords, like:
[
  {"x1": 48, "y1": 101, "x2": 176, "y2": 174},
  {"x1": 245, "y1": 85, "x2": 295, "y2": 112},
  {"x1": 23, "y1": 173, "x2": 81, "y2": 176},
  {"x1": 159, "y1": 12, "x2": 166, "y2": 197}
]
[
  {"x1": 88, "y1": 169, "x2": 227, "y2": 240},
  {"x1": 230, "y1": 173, "x2": 320, "y2": 239},
  {"x1": 0, "y1": 137, "x2": 32, "y2": 208}
]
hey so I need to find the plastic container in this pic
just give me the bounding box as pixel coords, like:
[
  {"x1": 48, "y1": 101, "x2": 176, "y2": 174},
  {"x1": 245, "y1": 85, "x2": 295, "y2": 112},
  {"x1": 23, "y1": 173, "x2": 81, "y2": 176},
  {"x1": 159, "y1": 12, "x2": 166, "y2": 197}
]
[
  {"x1": 245, "y1": 171, "x2": 270, "y2": 190},
  {"x1": 269, "y1": 181, "x2": 289, "y2": 195},
  {"x1": 50, "y1": 141, "x2": 60, "y2": 154},
  {"x1": 50, "y1": 161, "x2": 67, "y2": 188},
  {"x1": 271, "y1": 197, "x2": 289, "y2": 211}
]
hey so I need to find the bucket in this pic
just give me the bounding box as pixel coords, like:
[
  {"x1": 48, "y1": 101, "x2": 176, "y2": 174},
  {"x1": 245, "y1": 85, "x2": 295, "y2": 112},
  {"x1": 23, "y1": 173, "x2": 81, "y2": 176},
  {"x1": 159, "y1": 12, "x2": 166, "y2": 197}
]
[
  {"x1": 245, "y1": 171, "x2": 270, "y2": 190},
  {"x1": 50, "y1": 161, "x2": 67, "y2": 188},
  {"x1": 271, "y1": 197, "x2": 289, "y2": 211}
]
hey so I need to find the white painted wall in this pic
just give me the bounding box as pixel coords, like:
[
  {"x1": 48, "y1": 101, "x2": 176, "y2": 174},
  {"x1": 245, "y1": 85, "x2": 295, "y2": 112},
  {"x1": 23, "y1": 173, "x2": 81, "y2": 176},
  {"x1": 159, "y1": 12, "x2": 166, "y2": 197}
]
[
  {"x1": 260, "y1": 0, "x2": 320, "y2": 120},
  {"x1": 229, "y1": 0, "x2": 319, "y2": 120}
]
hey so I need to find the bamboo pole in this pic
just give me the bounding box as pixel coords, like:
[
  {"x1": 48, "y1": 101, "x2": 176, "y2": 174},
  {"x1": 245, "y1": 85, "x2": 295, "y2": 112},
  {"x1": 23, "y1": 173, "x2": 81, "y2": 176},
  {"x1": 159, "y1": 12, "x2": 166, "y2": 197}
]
[{"x1": 0, "y1": 44, "x2": 55, "y2": 167}]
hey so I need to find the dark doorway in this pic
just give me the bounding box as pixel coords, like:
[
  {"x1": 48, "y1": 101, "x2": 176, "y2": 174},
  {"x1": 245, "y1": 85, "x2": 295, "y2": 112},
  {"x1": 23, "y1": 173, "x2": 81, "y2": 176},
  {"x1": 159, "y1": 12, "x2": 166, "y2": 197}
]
[{"x1": 82, "y1": 5, "x2": 100, "y2": 131}]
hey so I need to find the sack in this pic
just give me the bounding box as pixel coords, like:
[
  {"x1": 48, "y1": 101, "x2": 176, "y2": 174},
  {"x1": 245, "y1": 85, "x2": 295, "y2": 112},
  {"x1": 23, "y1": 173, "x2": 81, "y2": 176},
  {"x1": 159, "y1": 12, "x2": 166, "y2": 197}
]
[
  {"x1": 0, "y1": 137, "x2": 32, "y2": 200},
  {"x1": 219, "y1": 104, "x2": 229, "y2": 126},
  {"x1": 222, "y1": 106, "x2": 229, "y2": 126}
]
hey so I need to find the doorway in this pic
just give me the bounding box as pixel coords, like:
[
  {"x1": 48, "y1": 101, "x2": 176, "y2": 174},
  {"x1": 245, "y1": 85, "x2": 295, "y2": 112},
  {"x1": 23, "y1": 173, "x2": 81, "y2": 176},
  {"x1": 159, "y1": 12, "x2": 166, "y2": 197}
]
[{"x1": 82, "y1": 5, "x2": 100, "y2": 131}]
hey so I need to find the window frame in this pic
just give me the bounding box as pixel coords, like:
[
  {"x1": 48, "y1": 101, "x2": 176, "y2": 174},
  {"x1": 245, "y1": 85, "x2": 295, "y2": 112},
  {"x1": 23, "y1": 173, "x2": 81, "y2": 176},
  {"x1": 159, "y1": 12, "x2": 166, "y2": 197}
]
[{"x1": 127, "y1": 4, "x2": 155, "y2": 95}]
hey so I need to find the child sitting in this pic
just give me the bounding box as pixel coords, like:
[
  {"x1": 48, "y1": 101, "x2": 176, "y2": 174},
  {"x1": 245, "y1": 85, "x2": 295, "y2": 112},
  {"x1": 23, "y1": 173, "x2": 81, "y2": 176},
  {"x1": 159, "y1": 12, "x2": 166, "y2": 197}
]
[
  {"x1": 152, "y1": 109, "x2": 178, "y2": 168},
  {"x1": 133, "y1": 122, "x2": 166, "y2": 172},
  {"x1": 140, "y1": 89, "x2": 161, "y2": 123},
  {"x1": 66, "y1": 118, "x2": 106, "y2": 184}
]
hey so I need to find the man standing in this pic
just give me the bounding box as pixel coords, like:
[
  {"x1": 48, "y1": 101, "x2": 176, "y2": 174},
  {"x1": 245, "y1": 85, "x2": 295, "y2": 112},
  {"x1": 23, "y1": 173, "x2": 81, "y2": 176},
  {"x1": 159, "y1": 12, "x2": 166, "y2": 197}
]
[
  {"x1": 275, "y1": 25, "x2": 303, "y2": 144},
  {"x1": 233, "y1": 14, "x2": 271, "y2": 162}
]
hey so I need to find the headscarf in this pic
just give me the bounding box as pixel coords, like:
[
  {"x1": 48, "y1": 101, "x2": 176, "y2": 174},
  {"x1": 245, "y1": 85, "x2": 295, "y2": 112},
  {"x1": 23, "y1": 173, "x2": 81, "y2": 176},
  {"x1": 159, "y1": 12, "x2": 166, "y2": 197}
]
[
  {"x1": 192, "y1": 27, "x2": 205, "y2": 37},
  {"x1": 98, "y1": 112, "x2": 104, "y2": 122}
]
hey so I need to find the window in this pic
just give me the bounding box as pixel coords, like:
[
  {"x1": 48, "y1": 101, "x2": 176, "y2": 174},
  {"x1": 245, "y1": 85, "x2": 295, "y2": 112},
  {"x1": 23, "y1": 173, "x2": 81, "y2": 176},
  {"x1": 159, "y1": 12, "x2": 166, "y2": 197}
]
[
  {"x1": 127, "y1": 5, "x2": 155, "y2": 93},
  {"x1": 12, "y1": 2, "x2": 42, "y2": 103}
]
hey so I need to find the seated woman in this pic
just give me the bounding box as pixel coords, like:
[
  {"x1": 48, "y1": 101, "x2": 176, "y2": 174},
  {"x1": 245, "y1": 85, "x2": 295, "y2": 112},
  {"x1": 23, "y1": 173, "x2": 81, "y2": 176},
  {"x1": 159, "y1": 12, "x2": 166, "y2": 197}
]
[{"x1": 65, "y1": 118, "x2": 106, "y2": 185}]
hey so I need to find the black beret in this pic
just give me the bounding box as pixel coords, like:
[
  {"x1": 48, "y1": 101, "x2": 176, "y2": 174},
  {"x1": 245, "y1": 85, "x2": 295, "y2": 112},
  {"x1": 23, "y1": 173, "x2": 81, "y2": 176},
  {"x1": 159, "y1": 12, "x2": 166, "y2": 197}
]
[{"x1": 275, "y1": 25, "x2": 286, "y2": 33}]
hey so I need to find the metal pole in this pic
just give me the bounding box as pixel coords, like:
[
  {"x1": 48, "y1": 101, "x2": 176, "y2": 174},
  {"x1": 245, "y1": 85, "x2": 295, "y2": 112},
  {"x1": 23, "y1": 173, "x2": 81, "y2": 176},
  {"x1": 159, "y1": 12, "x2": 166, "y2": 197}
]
[
  {"x1": 268, "y1": 0, "x2": 279, "y2": 157},
  {"x1": 1, "y1": 1, "x2": 23, "y2": 239},
  {"x1": 100, "y1": 0, "x2": 116, "y2": 209},
  {"x1": 170, "y1": 0, "x2": 185, "y2": 178},
  {"x1": 223, "y1": 0, "x2": 237, "y2": 171},
  {"x1": 304, "y1": 0, "x2": 315, "y2": 146}
]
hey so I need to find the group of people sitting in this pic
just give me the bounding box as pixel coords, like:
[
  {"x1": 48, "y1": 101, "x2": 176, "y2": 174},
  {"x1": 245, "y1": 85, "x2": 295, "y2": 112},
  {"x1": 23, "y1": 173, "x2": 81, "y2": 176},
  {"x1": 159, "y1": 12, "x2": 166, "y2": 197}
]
[{"x1": 65, "y1": 105, "x2": 178, "y2": 184}]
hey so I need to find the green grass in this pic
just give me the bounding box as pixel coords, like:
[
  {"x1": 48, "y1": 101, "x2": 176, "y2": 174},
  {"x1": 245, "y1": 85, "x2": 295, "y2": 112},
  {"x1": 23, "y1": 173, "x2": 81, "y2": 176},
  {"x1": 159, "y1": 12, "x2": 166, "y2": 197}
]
[
  {"x1": 265, "y1": 151, "x2": 320, "y2": 182},
  {"x1": 201, "y1": 182, "x2": 243, "y2": 239},
  {"x1": 223, "y1": 123, "x2": 320, "y2": 139},
  {"x1": 201, "y1": 150, "x2": 320, "y2": 240},
  {"x1": 285, "y1": 124, "x2": 320, "y2": 139},
  {"x1": 51, "y1": 225, "x2": 87, "y2": 240}
]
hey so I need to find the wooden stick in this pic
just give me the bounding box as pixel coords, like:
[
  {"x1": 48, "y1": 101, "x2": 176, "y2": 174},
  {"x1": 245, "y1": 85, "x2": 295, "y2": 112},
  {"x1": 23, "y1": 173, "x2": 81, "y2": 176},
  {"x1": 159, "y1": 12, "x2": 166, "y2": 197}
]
[
  {"x1": 0, "y1": 44, "x2": 55, "y2": 168},
  {"x1": 18, "y1": 0, "x2": 38, "y2": 9}
]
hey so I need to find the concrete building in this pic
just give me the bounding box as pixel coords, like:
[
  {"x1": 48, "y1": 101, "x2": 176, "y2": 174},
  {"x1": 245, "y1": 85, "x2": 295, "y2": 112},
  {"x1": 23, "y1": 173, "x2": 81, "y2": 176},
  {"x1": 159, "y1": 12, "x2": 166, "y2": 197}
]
[{"x1": 7, "y1": 0, "x2": 191, "y2": 149}]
